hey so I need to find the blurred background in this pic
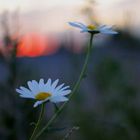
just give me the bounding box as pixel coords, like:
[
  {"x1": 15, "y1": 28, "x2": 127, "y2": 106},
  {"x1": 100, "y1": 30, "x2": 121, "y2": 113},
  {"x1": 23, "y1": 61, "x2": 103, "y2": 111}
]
[{"x1": 0, "y1": 0, "x2": 140, "y2": 140}]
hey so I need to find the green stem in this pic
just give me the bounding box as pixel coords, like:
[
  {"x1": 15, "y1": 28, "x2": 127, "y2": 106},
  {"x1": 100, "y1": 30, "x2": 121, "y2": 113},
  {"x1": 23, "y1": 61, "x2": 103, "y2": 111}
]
[
  {"x1": 34, "y1": 33, "x2": 94, "y2": 140},
  {"x1": 29, "y1": 103, "x2": 45, "y2": 140}
]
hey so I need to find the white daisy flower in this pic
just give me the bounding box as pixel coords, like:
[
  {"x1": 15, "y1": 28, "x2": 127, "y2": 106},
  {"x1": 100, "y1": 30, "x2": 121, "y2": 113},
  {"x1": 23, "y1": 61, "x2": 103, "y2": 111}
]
[
  {"x1": 16, "y1": 79, "x2": 71, "y2": 107},
  {"x1": 68, "y1": 21, "x2": 118, "y2": 35}
]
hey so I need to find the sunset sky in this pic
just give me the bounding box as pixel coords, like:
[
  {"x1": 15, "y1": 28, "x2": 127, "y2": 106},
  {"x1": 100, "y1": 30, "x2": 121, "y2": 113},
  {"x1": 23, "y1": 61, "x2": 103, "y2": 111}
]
[
  {"x1": 0, "y1": 0, "x2": 139, "y2": 57},
  {"x1": 0, "y1": 0, "x2": 127, "y2": 14},
  {"x1": 0, "y1": 0, "x2": 139, "y2": 35}
]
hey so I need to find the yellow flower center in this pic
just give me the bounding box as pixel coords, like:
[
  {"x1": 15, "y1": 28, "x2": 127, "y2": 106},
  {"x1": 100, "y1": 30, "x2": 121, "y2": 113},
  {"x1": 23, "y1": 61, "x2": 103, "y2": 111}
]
[
  {"x1": 35, "y1": 92, "x2": 51, "y2": 100},
  {"x1": 87, "y1": 24, "x2": 97, "y2": 30}
]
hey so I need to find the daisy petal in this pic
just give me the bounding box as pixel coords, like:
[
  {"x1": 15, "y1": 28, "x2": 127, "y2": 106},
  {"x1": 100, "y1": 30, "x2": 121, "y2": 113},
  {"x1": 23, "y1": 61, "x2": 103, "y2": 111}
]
[
  {"x1": 45, "y1": 78, "x2": 52, "y2": 87},
  {"x1": 55, "y1": 83, "x2": 64, "y2": 91},
  {"x1": 20, "y1": 86, "x2": 33, "y2": 95},
  {"x1": 69, "y1": 22, "x2": 84, "y2": 29},
  {"x1": 19, "y1": 94, "x2": 34, "y2": 99},
  {"x1": 81, "y1": 29, "x2": 88, "y2": 33},
  {"x1": 52, "y1": 79, "x2": 59, "y2": 88},
  {"x1": 50, "y1": 96, "x2": 69, "y2": 103},
  {"x1": 16, "y1": 88, "x2": 24, "y2": 94},
  {"x1": 39, "y1": 78, "x2": 44, "y2": 85},
  {"x1": 39, "y1": 78, "x2": 46, "y2": 90},
  {"x1": 100, "y1": 30, "x2": 118, "y2": 34},
  {"x1": 16, "y1": 87, "x2": 34, "y2": 98},
  {"x1": 59, "y1": 90, "x2": 71, "y2": 96},
  {"x1": 27, "y1": 81, "x2": 39, "y2": 94},
  {"x1": 98, "y1": 25, "x2": 111, "y2": 29},
  {"x1": 32, "y1": 80, "x2": 38, "y2": 85},
  {"x1": 74, "y1": 22, "x2": 87, "y2": 28},
  {"x1": 33, "y1": 101, "x2": 44, "y2": 107},
  {"x1": 59, "y1": 86, "x2": 70, "y2": 91}
]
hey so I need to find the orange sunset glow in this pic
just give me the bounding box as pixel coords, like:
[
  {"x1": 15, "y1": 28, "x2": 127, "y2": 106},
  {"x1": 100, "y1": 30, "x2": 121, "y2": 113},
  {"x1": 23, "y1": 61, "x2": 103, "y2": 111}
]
[{"x1": 17, "y1": 33, "x2": 59, "y2": 57}]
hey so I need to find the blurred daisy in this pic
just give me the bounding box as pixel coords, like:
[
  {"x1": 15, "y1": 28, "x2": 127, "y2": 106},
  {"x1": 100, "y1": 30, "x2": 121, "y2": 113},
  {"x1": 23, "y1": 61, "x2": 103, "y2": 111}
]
[
  {"x1": 68, "y1": 21, "x2": 118, "y2": 34},
  {"x1": 16, "y1": 79, "x2": 71, "y2": 107}
]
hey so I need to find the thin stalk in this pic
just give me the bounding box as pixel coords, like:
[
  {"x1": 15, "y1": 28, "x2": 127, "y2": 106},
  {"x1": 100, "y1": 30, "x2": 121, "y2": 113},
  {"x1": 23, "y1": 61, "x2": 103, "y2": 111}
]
[
  {"x1": 29, "y1": 103, "x2": 45, "y2": 140},
  {"x1": 34, "y1": 33, "x2": 94, "y2": 140}
]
